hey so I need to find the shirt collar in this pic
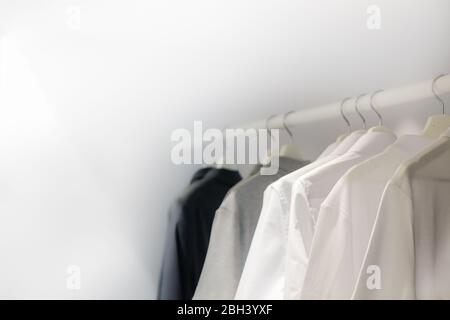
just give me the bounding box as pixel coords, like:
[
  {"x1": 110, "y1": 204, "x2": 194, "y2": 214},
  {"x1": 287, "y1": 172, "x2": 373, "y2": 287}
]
[
  {"x1": 331, "y1": 130, "x2": 365, "y2": 156},
  {"x1": 190, "y1": 167, "x2": 213, "y2": 184},
  {"x1": 346, "y1": 131, "x2": 397, "y2": 155},
  {"x1": 386, "y1": 134, "x2": 435, "y2": 155},
  {"x1": 277, "y1": 157, "x2": 310, "y2": 173},
  {"x1": 441, "y1": 127, "x2": 450, "y2": 138},
  {"x1": 205, "y1": 168, "x2": 242, "y2": 186}
]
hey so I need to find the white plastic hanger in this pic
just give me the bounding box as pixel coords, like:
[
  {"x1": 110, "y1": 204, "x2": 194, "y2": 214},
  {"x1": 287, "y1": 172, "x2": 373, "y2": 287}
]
[
  {"x1": 279, "y1": 111, "x2": 304, "y2": 160},
  {"x1": 422, "y1": 73, "x2": 450, "y2": 138},
  {"x1": 367, "y1": 90, "x2": 394, "y2": 133}
]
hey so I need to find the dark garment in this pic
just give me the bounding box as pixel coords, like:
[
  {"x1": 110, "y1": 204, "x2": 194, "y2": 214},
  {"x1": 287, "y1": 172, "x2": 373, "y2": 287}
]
[
  {"x1": 158, "y1": 168, "x2": 242, "y2": 300},
  {"x1": 189, "y1": 167, "x2": 213, "y2": 184}
]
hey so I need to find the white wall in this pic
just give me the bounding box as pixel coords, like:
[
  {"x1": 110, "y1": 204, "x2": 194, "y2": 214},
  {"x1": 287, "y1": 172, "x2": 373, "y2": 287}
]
[{"x1": 0, "y1": 0, "x2": 449, "y2": 299}]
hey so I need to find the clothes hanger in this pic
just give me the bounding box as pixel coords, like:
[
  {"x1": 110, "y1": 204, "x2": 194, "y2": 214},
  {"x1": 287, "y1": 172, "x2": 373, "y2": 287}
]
[
  {"x1": 337, "y1": 94, "x2": 367, "y2": 142},
  {"x1": 261, "y1": 114, "x2": 278, "y2": 164},
  {"x1": 367, "y1": 90, "x2": 394, "y2": 133},
  {"x1": 354, "y1": 93, "x2": 368, "y2": 133},
  {"x1": 336, "y1": 97, "x2": 352, "y2": 142},
  {"x1": 279, "y1": 111, "x2": 304, "y2": 160},
  {"x1": 422, "y1": 73, "x2": 450, "y2": 138}
]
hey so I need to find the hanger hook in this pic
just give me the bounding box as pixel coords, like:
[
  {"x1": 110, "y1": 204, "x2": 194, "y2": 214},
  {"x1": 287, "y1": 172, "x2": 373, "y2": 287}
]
[
  {"x1": 355, "y1": 94, "x2": 367, "y2": 129},
  {"x1": 370, "y1": 90, "x2": 384, "y2": 126},
  {"x1": 266, "y1": 114, "x2": 278, "y2": 140},
  {"x1": 340, "y1": 97, "x2": 352, "y2": 133},
  {"x1": 431, "y1": 74, "x2": 448, "y2": 115},
  {"x1": 282, "y1": 111, "x2": 295, "y2": 141}
]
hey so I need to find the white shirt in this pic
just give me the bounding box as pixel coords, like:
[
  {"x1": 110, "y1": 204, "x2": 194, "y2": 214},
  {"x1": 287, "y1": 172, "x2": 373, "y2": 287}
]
[
  {"x1": 352, "y1": 128, "x2": 450, "y2": 299},
  {"x1": 193, "y1": 158, "x2": 308, "y2": 300},
  {"x1": 300, "y1": 134, "x2": 436, "y2": 299},
  {"x1": 234, "y1": 131, "x2": 364, "y2": 300},
  {"x1": 285, "y1": 131, "x2": 397, "y2": 299},
  {"x1": 317, "y1": 141, "x2": 338, "y2": 160}
]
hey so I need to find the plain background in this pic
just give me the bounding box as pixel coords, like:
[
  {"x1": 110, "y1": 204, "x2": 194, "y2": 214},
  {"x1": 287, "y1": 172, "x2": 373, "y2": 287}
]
[{"x1": 0, "y1": 0, "x2": 449, "y2": 299}]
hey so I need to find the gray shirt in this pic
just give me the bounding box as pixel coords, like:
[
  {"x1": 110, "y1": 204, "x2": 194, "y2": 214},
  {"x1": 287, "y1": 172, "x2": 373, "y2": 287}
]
[{"x1": 193, "y1": 157, "x2": 310, "y2": 300}]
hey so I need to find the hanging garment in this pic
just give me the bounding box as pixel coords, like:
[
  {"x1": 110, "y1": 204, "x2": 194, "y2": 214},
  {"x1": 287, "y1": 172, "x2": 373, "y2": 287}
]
[
  {"x1": 158, "y1": 168, "x2": 241, "y2": 300},
  {"x1": 247, "y1": 163, "x2": 264, "y2": 177},
  {"x1": 234, "y1": 131, "x2": 364, "y2": 300},
  {"x1": 190, "y1": 167, "x2": 214, "y2": 183},
  {"x1": 193, "y1": 157, "x2": 310, "y2": 300},
  {"x1": 352, "y1": 128, "x2": 450, "y2": 299},
  {"x1": 317, "y1": 141, "x2": 339, "y2": 160},
  {"x1": 300, "y1": 134, "x2": 436, "y2": 300},
  {"x1": 284, "y1": 131, "x2": 396, "y2": 299}
]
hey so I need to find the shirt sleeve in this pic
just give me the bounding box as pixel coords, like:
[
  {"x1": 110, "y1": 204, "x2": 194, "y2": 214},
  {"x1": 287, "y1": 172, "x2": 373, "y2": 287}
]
[
  {"x1": 351, "y1": 182, "x2": 415, "y2": 299},
  {"x1": 300, "y1": 202, "x2": 353, "y2": 299},
  {"x1": 284, "y1": 180, "x2": 315, "y2": 299},
  {"x1": 193, "y1": 192, "x2": 240, "y2": 299},
  {"x1": 234, "y1": 186, "x2": 288, "y2": 300},
  {"x1": 300, "y1": 175, "x2": 360, "y2": 299}
]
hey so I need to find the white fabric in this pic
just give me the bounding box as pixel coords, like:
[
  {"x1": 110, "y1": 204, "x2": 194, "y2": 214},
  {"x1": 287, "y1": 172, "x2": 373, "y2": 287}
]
[
  {"x1": 234, "y1": 131, "x2": 364, "y2": 300},
  {"x1": 317, "y1": 141, "x2": 338, "y2": 160},
  {"x1": 284, "y1": 131, "x2": 397, "y2": 299},
  {"x1": 193, "y1": 158, "x2": 308, "y2": 300},
  {"x1": 300, "y1": 135, "x2": 435, "y2": 299},
  {"x1": 352, "y1": 128, "x2": 450, "y2": 299}
]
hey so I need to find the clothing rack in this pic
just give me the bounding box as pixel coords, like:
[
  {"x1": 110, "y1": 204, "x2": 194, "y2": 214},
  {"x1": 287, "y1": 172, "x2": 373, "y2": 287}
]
[{"x1": 235, "y1": 74, "x2": 450, "y2": 130}]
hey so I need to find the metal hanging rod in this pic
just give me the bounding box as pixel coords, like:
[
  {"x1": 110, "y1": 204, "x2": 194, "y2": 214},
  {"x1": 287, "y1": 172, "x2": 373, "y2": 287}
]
[{"x1": 234, "y1": 74, "x2": 450, "y2": 129}]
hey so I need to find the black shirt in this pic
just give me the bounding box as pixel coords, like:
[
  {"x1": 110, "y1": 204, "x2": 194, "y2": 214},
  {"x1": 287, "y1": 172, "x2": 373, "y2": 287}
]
[{"x1": 158, "y1": 168, "x2": 242, "y2": 300}]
